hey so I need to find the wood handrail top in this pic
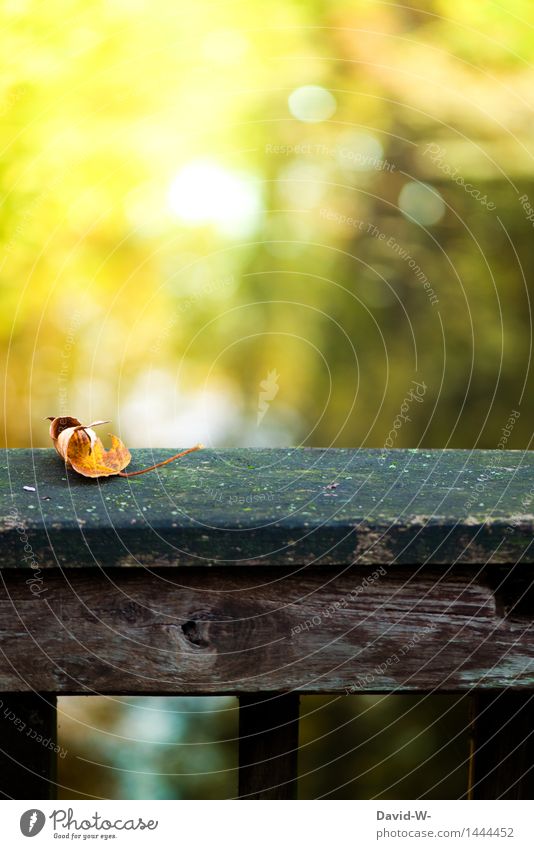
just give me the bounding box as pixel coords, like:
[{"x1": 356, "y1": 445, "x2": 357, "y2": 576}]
[{"x1": 1, "y1": 448, "x2": 533, "y2": 568}]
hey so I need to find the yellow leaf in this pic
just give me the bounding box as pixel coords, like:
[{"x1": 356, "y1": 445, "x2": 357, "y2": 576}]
[{"x1": 46, "y1": 416, "x2": 202, "y2": 479}]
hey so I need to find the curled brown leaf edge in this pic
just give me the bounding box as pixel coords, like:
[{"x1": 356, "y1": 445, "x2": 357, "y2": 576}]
[{"x1": 46, "y1": 416, "x2": 203, "y2": 479}]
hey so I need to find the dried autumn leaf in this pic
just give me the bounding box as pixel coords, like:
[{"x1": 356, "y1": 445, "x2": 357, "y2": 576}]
[
  {"x1": 46, "y1": 416, "x2": 202, "y2": 479},
  {"x1": 48, "y1": 415, "x2": 83, "y2": 456},
  {"x1": 59, "y1": 426, "x2": 131, "y2": 478}
]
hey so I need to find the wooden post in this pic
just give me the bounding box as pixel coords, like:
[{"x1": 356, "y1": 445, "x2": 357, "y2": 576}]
[
  {"x1": 468, "y1": 691, "x2": 534, "y2": 799},
  {"x1": 0, "y1": 694, "x2": 57, "y2": 800},
  {"x1": 238, "y1": 693, "x2": 300, "y2": 799}
]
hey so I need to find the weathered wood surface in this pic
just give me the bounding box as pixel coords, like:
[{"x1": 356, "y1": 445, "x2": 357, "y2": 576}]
[
  {"x1": 0, "y1": 693, "x2": 57, "y2": 799},
  {"x1": 238, "y1": 693, "x2": 299, "y2": 799},
  {"x1": 0, "y1": 566, "x2": 533, "y2": 694},
  {"x1": 468, "y1": 692, "x2": 534, "y2": 799},
  {"x1": 1, "y1": 448, "x2": 533, "y2": 567}
]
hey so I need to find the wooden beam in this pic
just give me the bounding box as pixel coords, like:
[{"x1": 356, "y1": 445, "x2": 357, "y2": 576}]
[
  {"x1": 2, "y1": 448, "x2": 534, "y2": 568},
  {"x1": 0, "y1": 567, "x2": 533, "y2": 694},
  {"x1": 468, "y1": 692, "x2": 534, "y2": 799},
  {"x1": 0, "y1": 693, "x2": 57, "y2": 799},
  {"x1": 238, "y1": 693, "x2": 299, "y2": 799}
]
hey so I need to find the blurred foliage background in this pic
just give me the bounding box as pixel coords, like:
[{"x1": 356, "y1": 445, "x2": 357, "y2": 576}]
[{"x1": 2, "y1": 0, "x2": 533, "y2": 798}]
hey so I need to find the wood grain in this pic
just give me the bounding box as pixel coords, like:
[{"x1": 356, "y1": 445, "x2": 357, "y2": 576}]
[{"x1": 0, "y1": 566, "x2": 533, "y2": 694}]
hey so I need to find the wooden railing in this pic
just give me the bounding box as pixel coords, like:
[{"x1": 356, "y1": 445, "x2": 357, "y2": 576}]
[{"x1": 1, "y1": 447, "x2": 533, "y2": 799}]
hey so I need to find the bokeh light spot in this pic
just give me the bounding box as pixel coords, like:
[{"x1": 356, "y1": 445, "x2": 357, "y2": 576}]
[
  {"x1": 337, "y1": 131, "x2": 384, "y2": 171},
  {"x1": 288, "y1": 85, "x2": 336, "y2": 123},
  {"x1": 398, "y1": 181, "x2": 446, "y2": 226}
]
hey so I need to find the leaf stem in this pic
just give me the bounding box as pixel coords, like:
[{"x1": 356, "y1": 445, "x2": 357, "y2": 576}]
[{"x1": 117, "y1": 444, "x2": 204, "y2": 477}]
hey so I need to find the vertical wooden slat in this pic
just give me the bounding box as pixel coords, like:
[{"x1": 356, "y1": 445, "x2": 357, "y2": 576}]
[
  {"x1": 0, "y1": 693, "x2": 57, "y2": 799},
  {"x1": 238, "y1": 693, "x2": 300, "y2": 799},
  {"x1": 468, "y1": 691, "x2": 534, "y2": 799}
]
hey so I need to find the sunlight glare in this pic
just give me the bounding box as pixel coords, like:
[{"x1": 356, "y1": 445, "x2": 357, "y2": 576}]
[{"x1": 168, "y1": 159, "x2": 262, "y2": 238}]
